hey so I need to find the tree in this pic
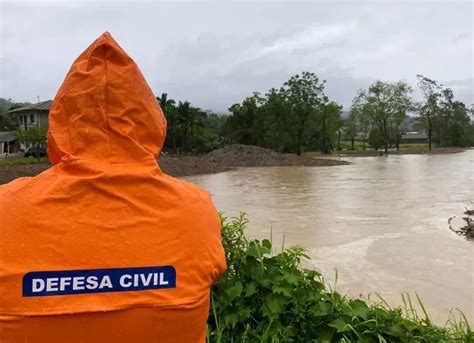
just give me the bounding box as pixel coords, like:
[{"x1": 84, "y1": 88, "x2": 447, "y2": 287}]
[
  {"x1": 204, "y1": 112, "x2": 227, "y2": 139},
  {"x1": 417, "y1": 75, "x2": 442, "y2": 150},
  {"x1": 175, "y1": 101, "x2": 206, "y2": 152},
  {"x1": 175, "y1": 101, "x2": 192, "y2": 151},
  {"x1": 221, "y1": 71, "x2": 340, "y2": 154},
  {"x1": 355, "y1": 81, "x2": 413, "y2": 153},
  {"x1": 438, "y1": 87, "x2": 454, "y2": 147},
  {"x1": 156, "y1": 94, "x2": 229, "y2": 154},
  {"x1": 156, "y1": 92, "x2": 175, "y2": 112},
  {"x1": 157, "y1": 93, "x2": 178, "y2": 153},
  {"x1": 446, "y1": 100, "x2": 472, "y2": 147},
  {"x1": 16, "y1": 127, "x2": 46, "y2": 161},
  {"x1": 417, "y1": 75, "x2": 473, "y2": 149},
  {"x1": 313, "y1": 102, "x2": 343, "y2": 154},
  {"x1": 392, "y1": 110, "x2": 407, "y2": 151},
  {"x1": 350, "y1": 95, "x2": 371, "y2": 150},
  {"x1": 344, "y1": 110, "x2": 359, "y2": 150},
  {"x1": 188, "y1": 107, "x2": 207, "y2": 151},
  {"x1": 262, "y1": 88, "x2": 291, "y2": 152},
  {"x1": 337, "y1": 127, "x2": 343, "y2": 151},
  {"x1": 281, "y1": 72, "x2": 328, "y2": 155},
  {"x1": 437, "y1": 88, "x2": 472, "y2": 147},
  {"x1": 0, "y1": 98, "x2": 20, "y2": 131},
  {"x1": 0, "y1": 113, "x2": 18, "y2": 131},
  {"x1": 358, "y1": 111, "x2": 371, "y2": 150},
  {"x1": 368, "y1": 127, "x2": 384, "y2": 151},
  {"x1": 224, "y1": 93, "x2": 263, "y2": 145},
  {"x1": 200, "y1": 112, "x2": 227, "y2": 151}
]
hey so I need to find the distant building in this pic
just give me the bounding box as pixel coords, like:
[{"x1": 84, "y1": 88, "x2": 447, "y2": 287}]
[
  {"x1": 7, "y1": 100, "x2": 52, "y2": 151},
  {"x1": 8, "y1": 100, "x2": 52, "y2": 131},
  {"x1": 0, "y1": 131, "x2": 19, "y2": 155},
  {"x1": 400, "y1": 131, "x2": 428, "y2": 144}
]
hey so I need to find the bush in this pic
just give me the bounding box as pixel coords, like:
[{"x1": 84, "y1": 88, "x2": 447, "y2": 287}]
[
  {"x1": 207, "y1": 214, "x2": 473, "y2": 342},
  {"x1": 368, "y1": 128, "x2": 385, "y2": 151}
]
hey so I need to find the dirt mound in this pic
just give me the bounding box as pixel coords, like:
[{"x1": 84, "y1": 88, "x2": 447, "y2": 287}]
[
  {"x1": 159, "y1": 145, "x2": 347, "y2": 177},
  {"x1": 206, "y1": 145, "x2": 280, "y2": 166},
  {"x1": 204, "y1": 144, "x2": 348, "y2": 168}
]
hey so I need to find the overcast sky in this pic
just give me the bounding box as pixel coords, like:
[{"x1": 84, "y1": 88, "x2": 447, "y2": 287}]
[{"x1": 0, "y1": 1, "x2": 472, "y2": 113}]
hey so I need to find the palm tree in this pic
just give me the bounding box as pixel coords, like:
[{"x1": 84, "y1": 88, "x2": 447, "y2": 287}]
[
  {"x1": 176, "y1": 101, "x2": 192, "y2": 151},
  {"x1": 188, "y1": 107, "x2": 206, "y2": 150},
  {"x1": 156, "y1": 93, "x2": 175, "y2": 112},
  {"x1": 176, "y1": 101, "x2": 205, "y2": 152},
  {"x1": 156, "y1": 93, "x2": 177, "y2": 153}
]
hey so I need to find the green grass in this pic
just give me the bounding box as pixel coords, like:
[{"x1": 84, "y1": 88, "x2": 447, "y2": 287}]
[
  {"x1": 208, "y1": 213, "x2": 473, "y2": 342},
  {"x1": 338, "y1": 140, "x2": 367, "y2": 151},
  {"x1": 332, "y1": 141, "x2": 451, "y2": 155},
  {"x1": 398, "y1": 143, "x2": 432, "y2": 149},
  {"x1": 338, "y1": 141, "x2": 433, "y2": 152},
  {"x1": 0, "y1": 157, "x2": 49, "y2": 166}
]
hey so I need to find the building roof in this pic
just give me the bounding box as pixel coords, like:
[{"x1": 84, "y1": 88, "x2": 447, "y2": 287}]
[
  {"x1": 0, "y1": 131, "x2": 17, "y2": 142},
  {"x1": 401, "y1": 131, "x2": 428, "y2": 140},
  {"x1": 8, "y1": 100, "x2": 52, "y2": 113}
]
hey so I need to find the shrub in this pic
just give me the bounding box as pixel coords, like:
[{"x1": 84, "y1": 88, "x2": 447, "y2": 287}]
[
  {"x1": 368, "y1": 128, "x2": 385, "y2": 151},
  {"x1": 207, "y1": 213, "x2": 473, "y2": 342}
]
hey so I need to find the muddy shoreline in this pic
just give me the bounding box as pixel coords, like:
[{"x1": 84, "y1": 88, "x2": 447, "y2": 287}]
[
  {"x1": 0, "y1": 145, "x2": 467, "y2": 185},
  {"x1": 0, "y1": 145, "x2": 348, "y2": 185}
]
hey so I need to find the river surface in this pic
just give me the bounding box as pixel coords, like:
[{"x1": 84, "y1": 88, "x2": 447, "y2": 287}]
[{"x1": 184, "y1": 150, "x2": 474, "y2": 324}]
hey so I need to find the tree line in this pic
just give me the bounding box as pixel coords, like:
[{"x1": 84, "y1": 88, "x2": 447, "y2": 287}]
[
  {"x1": 0, "y1": 98, "x2": 26, "y2": 131},
  {"x1": 156, "y1": 93, "x2": 226, "y2": 154},
  {"x1": 222, "y1": 73, "x2": 474, "y2": 155},
  {"x1": 1, "y1": 72, "x2": 473, "y2": 156}
]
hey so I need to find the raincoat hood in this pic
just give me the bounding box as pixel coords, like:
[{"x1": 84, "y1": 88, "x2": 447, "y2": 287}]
[
  {"x1": 47, "y1": 32, "x2": 167, "y2": 165},
  {"x1": 1, "y1": 32, "x2": 226, "y2": 343}
]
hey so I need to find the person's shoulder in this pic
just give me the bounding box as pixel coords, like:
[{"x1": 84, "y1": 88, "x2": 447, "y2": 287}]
[
  {"x1": 0, "y1": 177, "x2": 37, "y2": 231},
  {"x1": 0, "y1": 177, "x2": 35, "y2": 201},
  {"x1": 0, "y1": 167, "x2": 55, "y2": 207}
]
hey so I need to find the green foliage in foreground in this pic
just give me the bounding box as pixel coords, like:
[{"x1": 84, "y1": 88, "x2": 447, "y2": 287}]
[{"x1": 208, "y1": 214, "x2": 473, "y2": 342}]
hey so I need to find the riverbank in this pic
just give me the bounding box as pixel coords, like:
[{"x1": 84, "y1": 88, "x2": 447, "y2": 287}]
[
  {"x1": 327, "y1": 147, "x2": 467, "y2": 157},
  {"x1": 0, "y1": 145, "x2": 348, "y2": 184}
]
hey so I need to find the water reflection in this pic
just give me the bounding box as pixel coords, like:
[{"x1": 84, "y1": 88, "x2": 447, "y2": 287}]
[{"x1": 184, "y1": 150, "x2": 474, "y2": 323}]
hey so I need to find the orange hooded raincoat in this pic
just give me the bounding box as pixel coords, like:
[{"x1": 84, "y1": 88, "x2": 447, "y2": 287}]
[{"x1": 0, "y1": 32, "x2": 227, "y2": 343}]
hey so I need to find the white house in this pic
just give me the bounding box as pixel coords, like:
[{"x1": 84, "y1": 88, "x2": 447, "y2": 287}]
[
  {"x1": 7, "y1": 100, "x2": 52, "y2": 150},
  {"x1": 8, "y1": 100, "x2": 52, "y2": 131}
]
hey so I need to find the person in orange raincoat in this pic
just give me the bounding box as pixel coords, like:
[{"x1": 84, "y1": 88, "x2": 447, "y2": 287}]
[{"x1": 0, "y1": 32, "x2": 227, "y2": 343}]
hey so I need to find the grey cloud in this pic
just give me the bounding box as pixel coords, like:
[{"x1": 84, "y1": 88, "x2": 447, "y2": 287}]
[{"x1": 0, "y1": 1, "x2": 472, "y2": 112}]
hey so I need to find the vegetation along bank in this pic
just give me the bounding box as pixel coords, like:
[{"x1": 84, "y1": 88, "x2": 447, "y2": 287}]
[
  {"x1": 1, "y1": 72, "x2": 473, "y2": 161},
  {"x1": 207, "y1": 214, "x2": 473, "y2": 342}
]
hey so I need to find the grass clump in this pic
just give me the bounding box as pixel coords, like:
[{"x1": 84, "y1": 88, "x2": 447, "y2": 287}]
[{"x1": 207, "y1": 213, "x2": 472, "y2": 342}]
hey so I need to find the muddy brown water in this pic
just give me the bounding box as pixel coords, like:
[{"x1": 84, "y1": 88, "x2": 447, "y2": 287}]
[{"x1": 184, "y1": 150, "x2": 474, "y2": 324}]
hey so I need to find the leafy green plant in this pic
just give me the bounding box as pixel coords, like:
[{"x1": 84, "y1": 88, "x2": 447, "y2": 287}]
[
  {"x1": 208, "y1": 213, "x2": 473, "y2": 342},
  {"x1": 15, "y1": 127, "x2": 47, "y2": 161}
]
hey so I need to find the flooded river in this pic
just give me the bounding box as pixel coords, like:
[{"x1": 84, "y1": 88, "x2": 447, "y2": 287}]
[{"x1": 185, "y1": 150, "x2": 474, "y2": 323}]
